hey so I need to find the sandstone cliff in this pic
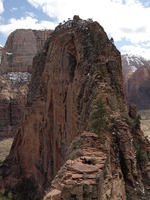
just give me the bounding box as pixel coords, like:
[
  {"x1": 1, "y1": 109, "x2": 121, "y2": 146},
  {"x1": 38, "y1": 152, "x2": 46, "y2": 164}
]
[
  {"x1": 0, "y1": 29, "x2": 52, "y2": 138},
  {"x1": 0, "y1": 29, "x2": 52, "y2": 73},
  {"x1": 0, "y1": 74, "x2": 28, "y2": 137},
  {"x1": 0, "y1": 16, "x2": 149, "y2": 200}
]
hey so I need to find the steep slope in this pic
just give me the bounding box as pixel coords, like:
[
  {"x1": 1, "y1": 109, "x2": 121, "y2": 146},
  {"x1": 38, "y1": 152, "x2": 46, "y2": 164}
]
[{"x1": 0, "y1": 16, "x2": 149, "y2": 200}]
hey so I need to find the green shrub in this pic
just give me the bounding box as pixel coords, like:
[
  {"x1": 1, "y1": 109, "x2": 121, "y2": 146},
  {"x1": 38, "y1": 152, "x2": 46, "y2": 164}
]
[
  {"x1": 109, "y1": 37, "x2": 114, "y2": 44},
  {"x1": 90, "y1": 97, "x2": 108, "y2": 136},
  {"x1": 0, "y1": 190, "x2": 12, "y2": 200}
]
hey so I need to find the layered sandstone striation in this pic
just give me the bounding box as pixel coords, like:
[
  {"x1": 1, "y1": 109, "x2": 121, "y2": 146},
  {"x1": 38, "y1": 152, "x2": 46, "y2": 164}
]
[
  {"x1": 0, "y1": 29, "x2": 52, "y2": 73},
  {"x1": 0, "y1": 16, "x2": 149, "y2": 200},
  {"x1": 44, "y1": 132, "x2": 126, "y2": 200}
]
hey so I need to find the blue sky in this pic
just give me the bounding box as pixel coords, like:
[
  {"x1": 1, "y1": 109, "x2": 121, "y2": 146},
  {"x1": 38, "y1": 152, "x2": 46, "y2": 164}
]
[{"x1": 0, "y1": 0, "x2": 150, "y2": 59}]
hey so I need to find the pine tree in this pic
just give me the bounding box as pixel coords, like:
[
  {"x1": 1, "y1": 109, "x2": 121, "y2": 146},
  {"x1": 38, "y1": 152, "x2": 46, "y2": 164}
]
[{"x1": 90, "y1": 97, "x2": 108, "y2": 135}]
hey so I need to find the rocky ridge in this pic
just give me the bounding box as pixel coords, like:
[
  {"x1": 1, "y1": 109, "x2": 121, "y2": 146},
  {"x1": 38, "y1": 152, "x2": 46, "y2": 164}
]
[
  {"x1": 44, "y1": 132, "x2": 126, "y2": 200},
  {"x1": 0, "y1": 16, "x2": 149, "y2": 200}
]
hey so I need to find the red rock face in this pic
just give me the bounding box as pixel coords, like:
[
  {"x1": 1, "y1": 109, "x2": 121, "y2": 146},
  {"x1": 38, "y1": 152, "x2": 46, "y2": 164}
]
[
  {"x1": 128, "y1": 66, "x2": 150, "y2": 110},
  {"x1": 0, "y1": 74, "x2": 28, "y2": 138},
  {"x1": 0, "y1": 17, "x2": 149, "y2": 200}
]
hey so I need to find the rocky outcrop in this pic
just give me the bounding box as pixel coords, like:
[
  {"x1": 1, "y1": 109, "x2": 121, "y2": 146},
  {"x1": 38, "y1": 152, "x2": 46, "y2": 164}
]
[
  {"x1": 44, "y1": 132, "x2": 126, "y2": 200},
  {"x1": 128, "y1": 66, "x2": 150, "y2": 110},
  {"x1": 0, "y1": 16, "x2": 149, "y2": 200},
  {"x1": 0, "y1": 29, "x2": 52, "y2": 73}
]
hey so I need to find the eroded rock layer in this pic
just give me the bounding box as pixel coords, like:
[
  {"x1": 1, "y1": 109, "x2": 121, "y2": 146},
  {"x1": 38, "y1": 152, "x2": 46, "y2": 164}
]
[
  {"x1": 44, "y1": 132, "x2": 126, "y2": 200},
  {"x1": 0, "y1": 17, "x2": 149, "y2": 200}
]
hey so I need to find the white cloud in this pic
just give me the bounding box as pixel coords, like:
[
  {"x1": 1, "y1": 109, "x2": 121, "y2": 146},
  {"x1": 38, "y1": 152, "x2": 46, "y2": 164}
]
[
  {"x1": 27, "y1": 0, "x2": 150, "y2": 43},
  {"x1": 0, "y1": 0, "x2": 4, "y2": 14},
  {"x1": 10, "y1": 7, "x2": 17, "y2": 12},
  {"x1": 25, "y1": 11, "x2": 36, "y2": 18},
  {"x1": 0, "y1": 16, "x2": 56, "y2": 37},
  {"x1": 26, "y1": 0, "x2": 150, "y2": 58},
  {"x1": 121, "y1": 44, "x2": 150, "y2": 60},
  {"x1": 0, "y1": 0, "x2": 149, "y2": 58}
]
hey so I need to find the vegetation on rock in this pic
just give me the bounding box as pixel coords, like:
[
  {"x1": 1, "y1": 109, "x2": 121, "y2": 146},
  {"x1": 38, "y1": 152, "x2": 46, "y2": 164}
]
[{"x1": 90, "y1": 97, "x2": 108, "y2": 136}]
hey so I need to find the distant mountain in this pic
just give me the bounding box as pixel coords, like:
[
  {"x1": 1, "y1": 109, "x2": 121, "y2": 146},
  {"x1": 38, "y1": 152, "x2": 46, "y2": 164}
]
[
  {"x1": 121, "y1": 54, "x2": 150, "y2": 110},
  {"x1": 122, "y1": 54, "x2": 150, "y2": 84},
  {"x1": 128, "y1": 66, "x2": 150, "y2": 110}
]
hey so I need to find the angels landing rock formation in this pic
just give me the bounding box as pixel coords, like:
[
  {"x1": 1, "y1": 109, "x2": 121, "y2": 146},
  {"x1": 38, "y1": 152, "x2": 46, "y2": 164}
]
[{"x1": 0, "y1": 16, "x2": 149, "y2": 200}]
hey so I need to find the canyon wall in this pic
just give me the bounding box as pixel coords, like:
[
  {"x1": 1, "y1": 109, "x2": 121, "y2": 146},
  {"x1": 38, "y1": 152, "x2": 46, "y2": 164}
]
[
  {"x1": 0, "y1": 17, "x2": 149, "y2": 200},
  {"x1": 0, "y1": 29, "x2": 52, "y2": 138}
]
